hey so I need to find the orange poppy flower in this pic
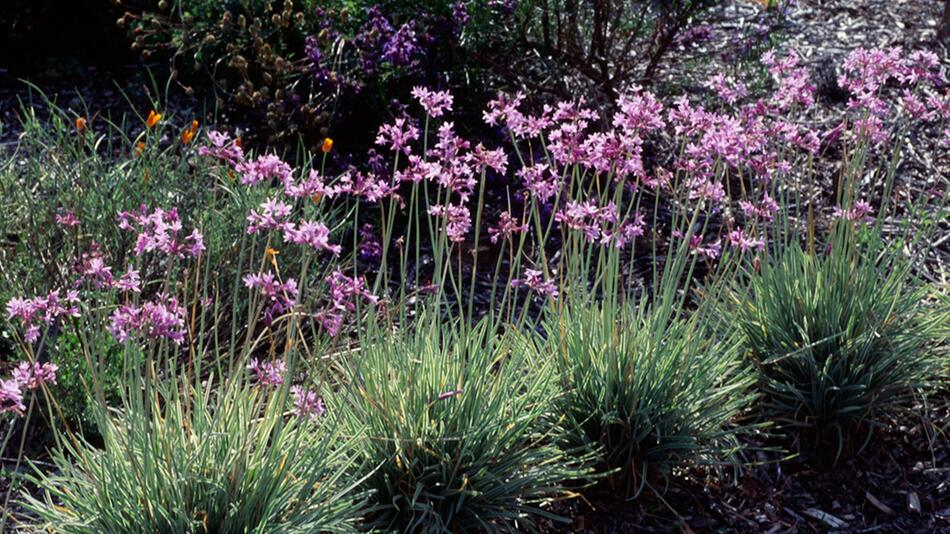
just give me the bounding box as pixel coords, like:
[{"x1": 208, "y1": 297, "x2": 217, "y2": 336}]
[
  {"x1": 321, "y1": 137, "x2": 333, "y2": 153},
  {"x1": 134, "y1": 141, "x2": 146, "y2": 156},
  {"x1": 146, "y1": 110, "x2": 162, "y2": 129},
  {"x1": 75, "y1": 117, "x2": 87, "y2": 132},
  {"x1": 181, "y1": 120, "x2": 199, "y2": 144}
]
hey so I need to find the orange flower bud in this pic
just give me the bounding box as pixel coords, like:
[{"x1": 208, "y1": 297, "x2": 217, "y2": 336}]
[
  {"x1": 135, "y1": 141, "x2": 146, "y2": 156},
  {"x1": 321, "y1": 137, "x2": 333, "y2": 153},
  {"x1": 146, "y1": 110, "x2": 162, "y2": 128},
  {"x1": 75, "y1": 117, "x2": 87, "y2": 132},
  {"x1": 265, "y1": 247, "x2": 280, "y2": 267}
]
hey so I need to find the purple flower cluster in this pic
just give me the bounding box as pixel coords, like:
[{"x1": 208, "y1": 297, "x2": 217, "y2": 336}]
[
  {"x1": 237, "y1": 154, "x2": 294, "y2": 187},
  {"x1": 411, "y1": 87, "x2": 454, "y2": 118},
  {"x1": 244, "y1": 273, "x2": 299, "y2": 326},
  {"x1": 291, "y1": 386, "x2": 325, "y2": 418},
  {"x1": 247, "y1": 358, "x2": 287, "y2": 387},
  {"x1": 511, "y1": 269, "x2": 559, "y2": 299},
  {"x1": 0, "y1": 361, "x2": 58, "y2": 415},
  {"x1": 316, "y1": 271, "x2": 379, "y2": 336},
  {"x1": 198, "y1": 131, "x2": 244, "y2": 165},
  {"x1": 118, "y1": 206, "x2": 204, "y2": 259},
  {"x1": 353, "y1": 6, "x2": 420, "y2": 74},
  {"x1": 284, "y1": 221, "x2": 342, "y2": 255},
  {"x1": 488, "y1": 211, "x2": 527, "y2": 244},
  {"x1": 7, "y1": 290, "x2": 81, "y2": 343},
  {"x1": 108, "y1": 294, "x2": 187, "y2": 344},
  {"x1": 428, "y1": 203, "x2": 471, "y2": 243}
]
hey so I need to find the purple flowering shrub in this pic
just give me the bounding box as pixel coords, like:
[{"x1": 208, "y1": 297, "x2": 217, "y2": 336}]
[{"x1": 121, "y1": 1, "x2": 512, "y2": 148}]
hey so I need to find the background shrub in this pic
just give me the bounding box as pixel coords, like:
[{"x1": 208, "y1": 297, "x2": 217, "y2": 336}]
[{"x1": 120, "y1": 0, "x2": 512, "y2": 149}]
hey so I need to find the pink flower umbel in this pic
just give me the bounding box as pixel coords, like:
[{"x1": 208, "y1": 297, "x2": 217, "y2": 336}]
[
  {"x1": 283, "y1": 221, "x2": 342, "y2": 255},
  {"x1": 236, "y1": 154, "x2": 293, "y2": 186},
  {"x1": 247, "y1": 358, "x2": 287, "y2": 387},
  {"x1": 291, "y1": 386, "x2": 325, "y2": 418},
  {"x1": 199, "y1": 130, "x2": 244, "y2": 165},
  {"x1": 0, "y1": 379, "x2": 25, "y2": 415},
  {"x1": 411, "y1": 87, "x2": 454, "y2": 117},
  {"x1": 55, "y1": 209, "x2": 80, "y2": 228},
  {"x1": 833, "y1": 201, "x2": 875, "y2": 224},
  {"x1": 118, "y1": 206, "x2": 204, "y2": 259},
  {"x1": 428, "y1": 203, "x2": 471, "y2": 243},
  {"x1": 7, "y1": 290, "x2": 81, "y2": 344},
  {"x1": 488, "y1": 211, "x2": 527, "y2": 244},
  {"x1": 727, "y1": 229, "x2": 765, "y2": 252},
  {"x1": 511, "y1": 269, "x2": 559, "y2": 298},
  {"x1": 108, "y1": 294, "x2": 187, "y2": 344},
  {"x1": 12, "y1": 362, "x2": 58, "y2": 390},
  {"x1": 376, "y1": 117, "x2": 420, "y2": 154},
  {"x1": 244, "y1": 273, "x2": 299, "y2": 326},
  {"x1": 247, "y1": 198, "x2": 293, "y2": 234}
]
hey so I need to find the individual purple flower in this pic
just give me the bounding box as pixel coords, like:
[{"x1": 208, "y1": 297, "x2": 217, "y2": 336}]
[
  {"x1": 291, "y1": 386, "x2": 325, "y2": 418},
  {"x1": 75, "y1": 245, "x2": 114, "y2": 290},
  {"x1": 247, "y1": 358, "x2": 287, "y2": 387},
  {"x1": 382, "y1": 22, "x2": 418, "y2": 66},
  {"x1": 518, "y1": 164, "x2": 561, "y2": 203},
  {"x1": 738, "y1": 194, "x2": 780, "y2": 221},
  {"x1": 833, "y1": 201, "x2": 874, "y2": 224},
  {"x1": 285, "y1": 170, "x2": 342, "y2": 199},
  {"x1": 483, "y1": 91, "x2": 525, "y2": 127},
  {"x1": 338, "y1": 171, "x2": 396, "y2": 202},
  {"x1": 395, "y1": 155, "x2": 440, "y2": 184},
  {"x1": 555, "y1": 201, "x2": 601, "y2": 241},
  {"x1": 236, "y1": 154, "x2": 293, "y2": 186},
  {"x1": 762, "y1": 50, "x2": 816, "y2": 111},
  {"x1": 6, "y1": 290, "x2": 81, "y2": 344},
  {"x1": 705, "y1": 74, "x2": 748, "y2": 105},
  {"x1": 511, "y1": 269, "x2": 559, "y2": 298},
  {"x1": 687, "y1": 234, "x2": 721, "y2": 260},
  {"x1": 326, "y1": 270, "x2": 379, "y2": 312},
  {"x1": 411, "y1": 87, "x2": 454, "y2": 118},
  {"x1": 601, "y1": 211, "x2": 646, "y2": 248},
  {"x1": 471, "y1": 144, "x2": 508, "y2": 175},
  {"x1": 55, "y1": 209, "x2": 80, "y2": 228},
  {"x1": 613, "y1": 89, "x2": 665, "y2": 133},
  {"x1": 283, "y1": 221, "x2": 342, "y2": 255},
  {"x1": 451, "y1": 2, "x2": 470, "y2": 29}
]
